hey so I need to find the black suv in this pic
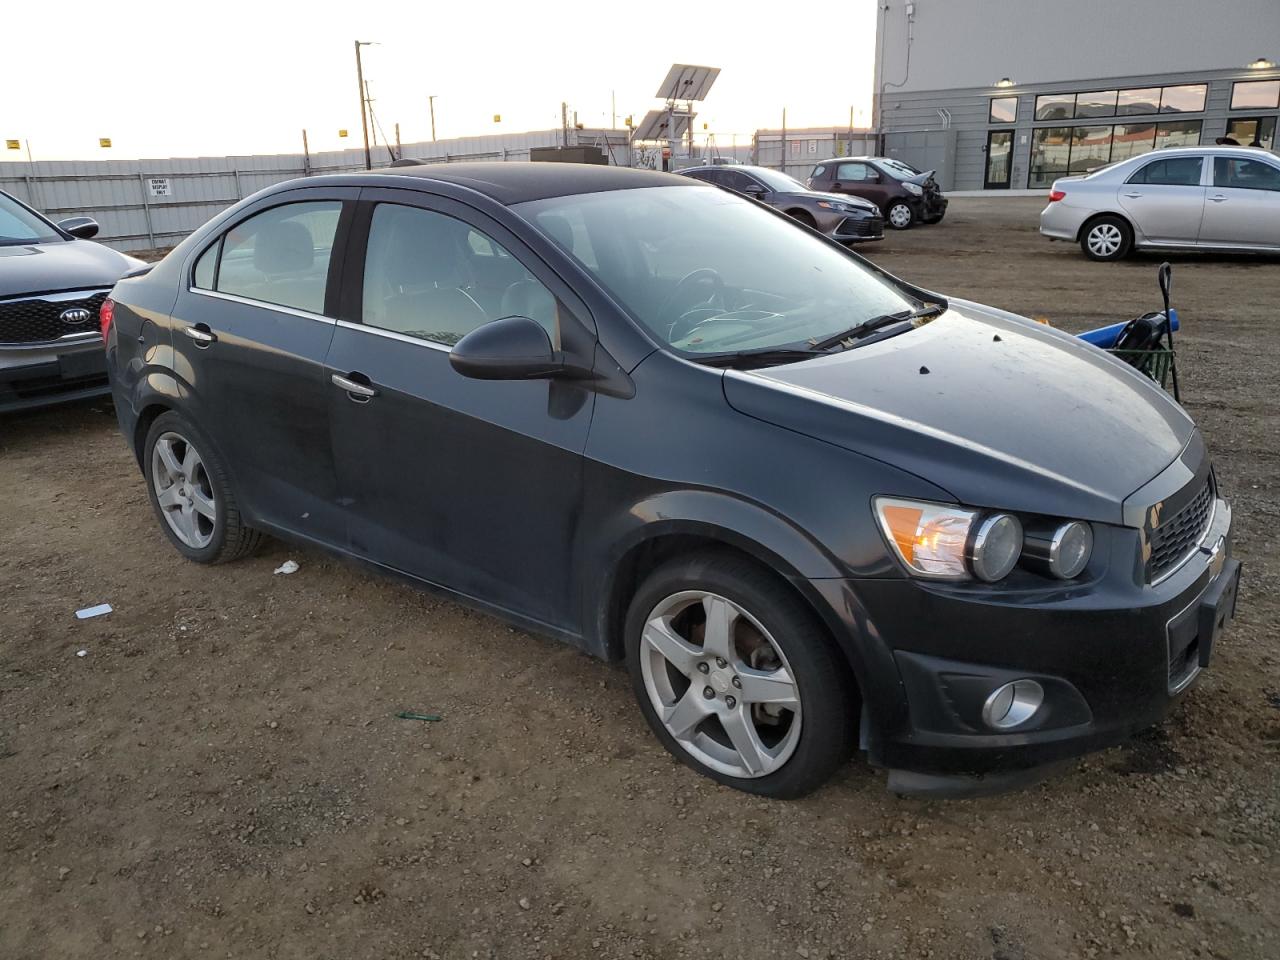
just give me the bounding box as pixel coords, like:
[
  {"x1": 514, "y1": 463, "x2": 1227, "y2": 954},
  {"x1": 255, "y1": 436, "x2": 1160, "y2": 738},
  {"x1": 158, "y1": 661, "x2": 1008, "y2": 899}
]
[
  {"x1": 0, "y1": 189, "x2": 146, "y2": 411},
  {"x1": 807, "y1": 157, "x2": 948, "y2": 230}
]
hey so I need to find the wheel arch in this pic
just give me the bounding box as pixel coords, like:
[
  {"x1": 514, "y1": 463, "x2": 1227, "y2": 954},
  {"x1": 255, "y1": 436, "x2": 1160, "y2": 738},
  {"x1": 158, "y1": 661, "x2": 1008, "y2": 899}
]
[
  {"x1": 785, "y1": 207, "x2": 816, "y2": 225},
  {"x1": 1075, "y1": 209, "x2": 1134, "y2": 244}
]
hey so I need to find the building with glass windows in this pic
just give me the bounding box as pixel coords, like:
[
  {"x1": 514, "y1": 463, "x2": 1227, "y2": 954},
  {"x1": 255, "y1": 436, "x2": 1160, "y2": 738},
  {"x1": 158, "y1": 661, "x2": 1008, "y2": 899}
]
[{"x1": 872, "y1": 0, "x2": 1280, "y2": 191}]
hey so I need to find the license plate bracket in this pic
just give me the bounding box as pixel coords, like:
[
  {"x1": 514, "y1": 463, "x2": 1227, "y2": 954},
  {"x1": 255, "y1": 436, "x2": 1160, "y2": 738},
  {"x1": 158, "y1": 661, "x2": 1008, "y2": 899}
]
[{"x1": 58, "y1": 349, "x2": 106, "y2": 381}]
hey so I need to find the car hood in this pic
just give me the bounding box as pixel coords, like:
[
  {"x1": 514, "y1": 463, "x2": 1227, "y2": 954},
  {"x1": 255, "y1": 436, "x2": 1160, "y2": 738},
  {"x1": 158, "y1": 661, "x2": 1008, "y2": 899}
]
[
  {"x1": 722, "y1": 300, "x2": 1195, "y2": 524},
  {"x1": 779, "y1": 190, "x2": 878, "y2": 211},
  {"x1": 0, "y1": 239, "x2": 136, "y2": 299}
]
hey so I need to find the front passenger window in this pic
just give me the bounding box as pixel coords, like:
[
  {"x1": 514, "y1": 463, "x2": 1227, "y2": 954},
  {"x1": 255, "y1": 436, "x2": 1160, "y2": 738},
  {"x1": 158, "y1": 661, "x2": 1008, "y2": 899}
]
[
  {"x1": 1128, "y1": 157, "x2": 1203, "y2": 186},
  {"x1": 215, "y1": 201, "x2": 341, "y2": 314},
  {"x1": 362, "y1": 204, "x2": 564, "y2": 348}
]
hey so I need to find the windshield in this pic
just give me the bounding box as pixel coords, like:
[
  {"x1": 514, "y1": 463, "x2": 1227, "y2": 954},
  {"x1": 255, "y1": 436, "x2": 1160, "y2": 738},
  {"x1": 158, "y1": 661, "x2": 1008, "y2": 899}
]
[
  {"x1": 0, "y1": 192, "x2": 62, "y2": 245},
  {"x1": 749, "y1": 168, "x2": 811, "y2": 193},
  {"x1": 514, "y1": 186, "x2": 918, "y2": 356},
  {"x1": 878, "y1": 159, "x2": 923, "y2": 180}
]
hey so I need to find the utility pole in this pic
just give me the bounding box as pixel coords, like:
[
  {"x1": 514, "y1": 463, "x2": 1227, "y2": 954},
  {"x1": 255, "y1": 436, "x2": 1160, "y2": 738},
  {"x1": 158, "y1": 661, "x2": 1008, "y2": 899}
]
[
  {"x1": 354, "y1": 40, "x2": 373, "y2": 170},
  {"x1": 301, "y1": 129, "x2": 311, "y2": 176},
  {"x1": 428, "y1": 95, "x2": 437, "y2": 141},
  {"x1": 561, "y1": 102, "x2": 569, "y2": 148},
  {"x1": 781, "y1": 107, "x2": 787, "y2": 173},
  {"x1": 395, "y1": 122, "x2": 401, "y2": 160},
  {"x1": 611, "y1": 90, "x2": 616, "y2": 129}
]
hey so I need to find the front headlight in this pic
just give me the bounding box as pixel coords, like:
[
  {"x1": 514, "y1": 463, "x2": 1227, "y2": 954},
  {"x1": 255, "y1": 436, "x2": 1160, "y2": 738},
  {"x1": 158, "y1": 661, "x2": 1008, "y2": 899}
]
[
  {"x1": 816, "y1": 200, "x2": 850, "y2": 211},
  {"x1": 1023, "y1": 520, "x2": 1093, "y2": 579},
  {"x1": 902, "y1": 182, "x2": 924, "y2": 196},
  {"x1": 874, "y1": 497, "x2": 1022, "y2": 581}
]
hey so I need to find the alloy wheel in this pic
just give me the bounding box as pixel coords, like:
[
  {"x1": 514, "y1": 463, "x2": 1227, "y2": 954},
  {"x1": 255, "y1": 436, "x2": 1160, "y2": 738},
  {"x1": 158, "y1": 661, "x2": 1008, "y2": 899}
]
[
  {"x1": 1087, "y1": 223, "x2": 1123, "y2": 257},
  {"x1": 639, "y1": 591, "x2": 802, "y2": 778},
  {"x1": 151, "y1": 431, "x2": 216, "y2": 549}
]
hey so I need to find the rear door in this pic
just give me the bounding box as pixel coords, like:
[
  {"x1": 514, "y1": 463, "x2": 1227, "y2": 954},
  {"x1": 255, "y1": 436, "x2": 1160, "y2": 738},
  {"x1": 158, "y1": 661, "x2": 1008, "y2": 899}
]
[
  {"x1": 1117, "y1": 155, "x2": 1206, "y2": 243},
  {"x1": 323, "y1": 187, "x2": 597, "y2": 631},
  {"x1": 1199, "y1": 155, "x2": 1280, "y2": 248},
  {"x1": 175, "y1": 188, "x2": 356, "y2": 543}
]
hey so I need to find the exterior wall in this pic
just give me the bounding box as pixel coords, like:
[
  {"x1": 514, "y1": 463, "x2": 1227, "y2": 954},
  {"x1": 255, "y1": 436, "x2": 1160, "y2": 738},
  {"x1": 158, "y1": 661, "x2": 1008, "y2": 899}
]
[
  {"x1": 879, "y1": 65, "x2": 1280, "y2": 191},
  {"x1": 874, "y1": 0, "x2": 1280, "y2": 96}
]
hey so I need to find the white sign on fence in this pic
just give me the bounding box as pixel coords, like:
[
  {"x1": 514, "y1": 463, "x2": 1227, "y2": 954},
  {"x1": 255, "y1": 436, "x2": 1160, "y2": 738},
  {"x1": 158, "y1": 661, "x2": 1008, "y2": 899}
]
[{"x1": 147, "y1": 177, "x2": 171, "y2": 197}]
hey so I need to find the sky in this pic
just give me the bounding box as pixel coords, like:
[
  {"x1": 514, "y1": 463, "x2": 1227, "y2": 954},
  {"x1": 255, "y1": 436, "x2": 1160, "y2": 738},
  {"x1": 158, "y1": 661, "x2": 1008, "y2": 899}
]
[{"x1": 4, "y1": 0, "x2": 877, "y2": 162}]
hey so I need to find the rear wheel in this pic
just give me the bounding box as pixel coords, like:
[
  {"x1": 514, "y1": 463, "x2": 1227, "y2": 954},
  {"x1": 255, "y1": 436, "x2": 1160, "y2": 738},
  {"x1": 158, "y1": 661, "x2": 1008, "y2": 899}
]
[
  {"x1": 143, "y1": 411, "x2": 263, "y2": 564},
  {"x1": 625, "y1": 551, "x2": 857, "y2": 798},
  {"x1": 1080, "y1": 215, "x2": 1133, "y2": 261},
  {"x1": 886, "y1": 201, "x2": 914, "y2": 230}
]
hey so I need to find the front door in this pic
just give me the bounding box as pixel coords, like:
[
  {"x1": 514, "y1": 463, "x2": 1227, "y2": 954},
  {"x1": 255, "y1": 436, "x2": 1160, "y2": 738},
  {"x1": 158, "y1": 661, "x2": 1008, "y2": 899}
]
[
  {"x1": 1117, "y1": 154, "x2": 1207, "y2": 244},
  {"x1": 829, "y1": 161, "x2": 883, "y2": 206},
  {"x1": 173, "y1": 190, "x2": 356, "y2": 541},
  {"x1": 1199, "y1": 154, "x2": 1280, "y2": 248},
  {"x1": 984, "y1": 131, "x2": 1013, "y2": 189},
  {"x1": 324, "y1": 188, "x2": 597, "y2": 632}
]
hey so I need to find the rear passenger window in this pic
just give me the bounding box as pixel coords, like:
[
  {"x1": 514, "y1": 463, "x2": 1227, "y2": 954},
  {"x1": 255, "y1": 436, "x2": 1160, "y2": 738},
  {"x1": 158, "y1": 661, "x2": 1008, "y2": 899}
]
[
  {"x1": 361, "y1": 203, "x2": 566, "y2": 348},
  {"x1": 215, "y1": 201, "x2": 341, "y2": 314},
  {"x1": 1127, "y1": 157, "x2": 1203, "y2": 186},
  {"x1": 192, "y1": 240, "x2": 218, "y2": 289},
  {"x1": 1214, "y1": 156, "x2": 1280, "y2": 191}
]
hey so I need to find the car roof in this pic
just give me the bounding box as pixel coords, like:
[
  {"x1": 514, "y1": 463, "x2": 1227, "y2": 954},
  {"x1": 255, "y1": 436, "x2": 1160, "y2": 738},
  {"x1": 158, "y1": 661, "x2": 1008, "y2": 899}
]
[
  {"x1": 1131, "y1": 145, "x2": 1278, "y2": 159},
  {"x1": 362, "y1": 161, "x2": 695, "y2": 205}
]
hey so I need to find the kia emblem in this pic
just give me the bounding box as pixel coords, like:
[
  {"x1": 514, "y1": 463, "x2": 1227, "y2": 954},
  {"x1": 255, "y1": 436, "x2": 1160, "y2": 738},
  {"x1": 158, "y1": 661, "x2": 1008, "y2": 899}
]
[{"x1": 59, "y1": 307, "x2": 92, "y2": 325}]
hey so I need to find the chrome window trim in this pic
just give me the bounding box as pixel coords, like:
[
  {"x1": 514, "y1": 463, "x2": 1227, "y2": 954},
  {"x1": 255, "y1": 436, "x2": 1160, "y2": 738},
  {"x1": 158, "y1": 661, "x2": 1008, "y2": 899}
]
[
  {"x1": 333, "y1": 318, "x2": 453, "y2": 354},
  {"x1": 187, "y1": 287, "x2": 336, "y2": 325}
]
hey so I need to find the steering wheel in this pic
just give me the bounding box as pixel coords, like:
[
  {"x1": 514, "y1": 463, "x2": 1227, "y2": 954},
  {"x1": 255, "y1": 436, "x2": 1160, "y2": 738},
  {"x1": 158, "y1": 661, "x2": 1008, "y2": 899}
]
[{"x1": 661, "y1": 268, "x2": 727, "y2": 340}]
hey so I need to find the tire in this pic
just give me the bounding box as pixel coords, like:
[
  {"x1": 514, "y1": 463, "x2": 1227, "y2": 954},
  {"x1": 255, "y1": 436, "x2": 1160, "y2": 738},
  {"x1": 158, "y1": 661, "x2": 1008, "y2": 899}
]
[
  {"x1": 923, "y1": 211, "x2": 945, "y2": 225},
  {"x1": 624, "y1": 551, "x2": 857, "y2": 799},
  {"x1": 142, "y1": 411, "x2": 263, "y2": 564},
  {"x1": 885, "y1": 201, "x2": 914, "y2": 230},
  {"x1": 1080, "y1": 215, "x2": 1133, "y2": 261},
  {"x1": 787, "y1": 209, "x2": 816, "y2": 229}
]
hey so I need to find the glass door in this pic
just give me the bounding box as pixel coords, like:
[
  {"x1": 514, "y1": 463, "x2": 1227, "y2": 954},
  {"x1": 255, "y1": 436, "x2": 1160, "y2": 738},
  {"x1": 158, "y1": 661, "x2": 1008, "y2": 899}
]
[{"x1": 985, "y1": 130, "x2": 1013, "y2": 189}]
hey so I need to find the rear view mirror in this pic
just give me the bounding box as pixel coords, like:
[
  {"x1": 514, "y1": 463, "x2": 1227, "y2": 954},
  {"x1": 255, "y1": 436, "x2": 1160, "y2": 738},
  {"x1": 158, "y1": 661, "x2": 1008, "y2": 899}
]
[
  {"x1": 450, "y1": 315, "x2": 567, "y2": 381},
  {"x1": 57, "y1": 216, "x2": 99, "y2": 240}
]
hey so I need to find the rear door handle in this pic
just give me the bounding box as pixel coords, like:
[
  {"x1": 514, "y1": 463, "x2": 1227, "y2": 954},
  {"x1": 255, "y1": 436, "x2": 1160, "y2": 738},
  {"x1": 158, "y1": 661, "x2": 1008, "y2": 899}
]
[
  {"x1": 331, "y1": 372, "x2": 378, "y2": 401},
  {"x1": 1209, "y1": 194, "x2": 1228, "y2": 203},
  {"x1": 183, "y1": 323, "x2": 216, "y2": 346}
]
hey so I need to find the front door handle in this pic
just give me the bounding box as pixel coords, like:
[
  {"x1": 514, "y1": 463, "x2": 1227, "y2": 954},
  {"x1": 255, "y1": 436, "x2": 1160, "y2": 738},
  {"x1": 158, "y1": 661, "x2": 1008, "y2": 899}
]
[
  {"x1": 331, "y1": 372, "x2": 378, "y2": 401},
  {"x1": 1123, "y1": 192, "x2": 1143, "y2": 199},
  {"x1": 183, "y1": 323, "x2": 216, "y2": 347},
  {"x1": 1209, "y1": 194, "x2": 1228, "y2": 203}
]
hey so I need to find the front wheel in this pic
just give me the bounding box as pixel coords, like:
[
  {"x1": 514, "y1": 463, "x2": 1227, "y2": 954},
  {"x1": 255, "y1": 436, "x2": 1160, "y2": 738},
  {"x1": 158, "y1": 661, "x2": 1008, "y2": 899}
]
[
  {"x1": 885, "y1": 201, "x2": 914, "y2": 230},
  {"x1": 922, "y1": 210, "x2": 945, "y2": 225},
  {"x1": 625, "y1": 552, "x2": 857, "y2": 798},
  {"x1": 1080, "y1": 215, "x2": 1133, "y2": 261},
  {"x1": 143, "y1": 411, "x2": 263, "y2": 563}
]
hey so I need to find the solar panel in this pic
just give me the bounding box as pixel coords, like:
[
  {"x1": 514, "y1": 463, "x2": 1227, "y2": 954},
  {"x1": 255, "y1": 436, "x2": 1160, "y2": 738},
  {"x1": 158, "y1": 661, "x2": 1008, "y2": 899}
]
[
  {"x1": 632, "y1": 108, "x2": 694, "y2": 142},
  {"x1": 655, "y1": 64, "x2": 720, "y2": 103}
]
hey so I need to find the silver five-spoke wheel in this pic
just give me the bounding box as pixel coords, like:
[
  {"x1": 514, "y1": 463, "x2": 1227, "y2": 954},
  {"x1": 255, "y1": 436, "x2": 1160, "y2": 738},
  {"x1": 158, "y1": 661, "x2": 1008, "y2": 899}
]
[
  {"x1": 1087, "y1": 222, "x2": 1123, "y2": 258},
  {"x1": 640, "y1": 590, "x2": 802, "y2": 779},
  {"x1": 151, "y1": 431, "x2": 216, "y2": 549}
]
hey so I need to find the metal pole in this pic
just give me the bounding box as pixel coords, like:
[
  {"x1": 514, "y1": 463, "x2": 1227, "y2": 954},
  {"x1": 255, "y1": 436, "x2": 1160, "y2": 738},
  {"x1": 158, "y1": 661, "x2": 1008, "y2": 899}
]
[
  {"x1": 395, "y1": 122, "x2": 401, "y2": 160},
  {"x1": 612, "y1": 90, "x2": 616, "y2": 129},
  {"x1": 429, "y1": 96, "x2": 437, "y2": 141},
  {"x1": 355, "y1": 40, "x2": 372, "y2": 171},
  {"x1": 302, "y1": 129, "x2": 311, "y2": 176},
  {"x1": 781, "y1": 107, "x2": 787, "y2": 173},
  {"x1": 137, "y1": 172, "x2": 156, "y2": 249},
  {"x1": 561, "y1": 102, "x2": 569, "y2": 149}
]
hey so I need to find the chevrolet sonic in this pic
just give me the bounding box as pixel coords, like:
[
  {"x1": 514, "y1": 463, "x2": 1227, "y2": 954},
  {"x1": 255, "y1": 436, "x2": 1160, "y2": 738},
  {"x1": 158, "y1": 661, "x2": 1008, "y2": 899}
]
[{"x1": 103, "y1": 163, "x2": 1240, "y2": 797}]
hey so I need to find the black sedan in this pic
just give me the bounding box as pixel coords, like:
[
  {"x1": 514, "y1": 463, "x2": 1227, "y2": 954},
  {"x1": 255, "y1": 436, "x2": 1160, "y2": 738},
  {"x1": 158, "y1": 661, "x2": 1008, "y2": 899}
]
[
  {"x1": 1, "y1": 189, "x2": 146, "y2": 411},
  {"x1": 104, "y1": 163, "x2": 1238, "y2": 798},
  {"x1": 679, "y1": 164, "x2": 883, "y2": 242}
]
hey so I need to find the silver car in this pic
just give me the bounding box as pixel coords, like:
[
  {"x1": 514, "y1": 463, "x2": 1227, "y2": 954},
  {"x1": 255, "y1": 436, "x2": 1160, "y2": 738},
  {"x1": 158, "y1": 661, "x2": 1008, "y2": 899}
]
[{"x1": 1040, "y1": 146, "x2": 1280, "y2": 261}]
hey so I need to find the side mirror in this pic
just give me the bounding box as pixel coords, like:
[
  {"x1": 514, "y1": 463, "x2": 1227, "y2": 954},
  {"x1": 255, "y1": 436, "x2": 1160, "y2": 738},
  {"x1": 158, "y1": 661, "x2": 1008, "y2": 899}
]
[
  {"x1": 450, "y1": 315, "x2": 570, "y2": 381},
  {"x1": 57, "y1": 216, "x2": 100, "y2": 240},
  {"x1": 742, "y1": 183, "x2": 768, "y2": 198}
]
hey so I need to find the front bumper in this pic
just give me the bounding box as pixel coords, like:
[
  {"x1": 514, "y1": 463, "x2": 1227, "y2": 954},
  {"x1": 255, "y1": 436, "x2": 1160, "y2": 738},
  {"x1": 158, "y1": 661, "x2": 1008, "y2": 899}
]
[
  {"x1": 0, "y1": 334, "x2": 109, "y2": 412},
  {"x1": 814, "y1": 207, "x2": 884, "y2": 243},
  {"x1": 811, "y1": 497, "x2": 1237, "y2": 784},
  {"x1": 910, "y1": 192, "x2": 948, "y2": 220}
]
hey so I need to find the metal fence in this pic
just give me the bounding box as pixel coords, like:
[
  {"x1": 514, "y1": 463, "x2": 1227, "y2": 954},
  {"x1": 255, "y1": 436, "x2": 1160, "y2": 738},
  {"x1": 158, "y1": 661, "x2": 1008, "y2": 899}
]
[
  {"x1": 753, "y1": 129, "x2": 880, "y2": 179},
  {"x1": 0, "y1": 130, "x2": 571, "y2": 252}
]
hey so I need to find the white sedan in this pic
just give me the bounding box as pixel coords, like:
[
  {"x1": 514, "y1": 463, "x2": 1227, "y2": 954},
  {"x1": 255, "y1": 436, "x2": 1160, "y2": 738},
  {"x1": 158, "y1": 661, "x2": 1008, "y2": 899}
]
[{"x1": 1039, "y1": 145, "x2": 1280, "y2": 261}]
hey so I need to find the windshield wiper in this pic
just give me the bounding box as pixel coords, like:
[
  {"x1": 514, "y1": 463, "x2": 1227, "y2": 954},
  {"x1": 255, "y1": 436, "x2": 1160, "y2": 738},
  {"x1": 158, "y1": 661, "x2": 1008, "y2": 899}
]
[
  {"x1": 807, "y1": 302, "x2": 946, "y2": 352},
  {"x1": 697, "y1": 347, "x2": 824, "y2": 370}
]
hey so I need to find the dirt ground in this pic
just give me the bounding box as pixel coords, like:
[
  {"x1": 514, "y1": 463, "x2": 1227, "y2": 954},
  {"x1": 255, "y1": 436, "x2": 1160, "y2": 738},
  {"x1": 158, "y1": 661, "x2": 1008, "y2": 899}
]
[{"x1": 2, "y1": 198, "x2": 1277, "y2": 960}]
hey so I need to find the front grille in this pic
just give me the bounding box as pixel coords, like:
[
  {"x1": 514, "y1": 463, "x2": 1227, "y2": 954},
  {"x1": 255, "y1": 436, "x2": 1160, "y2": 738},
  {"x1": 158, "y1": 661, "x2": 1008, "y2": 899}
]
[
  {"x1": 0, "y1": 291, "x2": 109, "y2": 345},
  {"x1": 837, "y1": 216, "x2": 884, "y2": 237},
  {"x1": 1148, "y1": 479, "x2": 1214, "y2": 580}
]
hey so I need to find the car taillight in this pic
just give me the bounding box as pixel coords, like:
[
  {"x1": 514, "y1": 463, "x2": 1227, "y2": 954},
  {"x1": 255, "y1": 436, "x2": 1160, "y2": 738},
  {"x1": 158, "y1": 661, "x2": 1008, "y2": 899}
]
[
  {"x1": 100, "y1": 297, "x2": 114, "y2": 340},
  {"x1": 1048, "y1": 190, "x2": 1066, "y2": 202}
]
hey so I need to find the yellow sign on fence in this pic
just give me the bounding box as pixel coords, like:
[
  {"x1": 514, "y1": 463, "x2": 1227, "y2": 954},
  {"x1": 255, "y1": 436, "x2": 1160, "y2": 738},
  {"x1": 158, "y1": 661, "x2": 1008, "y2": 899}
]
[
  {"x1": 5, "y1": 140, "x2": 20, "y2": 150},
  {"x1": 99, "y1": 138, "x2": 112, "y2": 148}
]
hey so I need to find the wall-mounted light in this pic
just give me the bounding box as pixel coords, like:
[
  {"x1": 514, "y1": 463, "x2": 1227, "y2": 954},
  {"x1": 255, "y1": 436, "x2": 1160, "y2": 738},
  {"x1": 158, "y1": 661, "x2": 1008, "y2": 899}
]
[
  {"x1": 1248, "y1": 57, "x2": 1275, "y2": 69},
  {"x1": 994, "y1": 77, "x2": 1015, "y2": 87}
]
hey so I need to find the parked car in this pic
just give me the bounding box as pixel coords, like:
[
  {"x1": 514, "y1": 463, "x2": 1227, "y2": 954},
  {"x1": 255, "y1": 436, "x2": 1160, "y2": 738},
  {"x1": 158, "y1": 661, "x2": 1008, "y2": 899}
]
[
  {"x1": 806, "y1": 157, "x2": 948, "y2": 230},
  {"x1": 1040, "y1": 146, "x2": 1280, "y2": 261},
  {"x1": 679, "y1": 164, "x2": 883, "y2": 243},
  {"x1": 105, "y1": 163, "x2": 1239, "y2": 798},
  {"x1": 0, "y1": 189, "x2": 146, "y2": 412}
]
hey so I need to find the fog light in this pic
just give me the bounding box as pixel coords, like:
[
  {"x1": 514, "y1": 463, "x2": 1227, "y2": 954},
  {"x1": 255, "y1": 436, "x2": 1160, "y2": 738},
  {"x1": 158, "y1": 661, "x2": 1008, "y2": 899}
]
[{"x1": 982, "y1": 679, "x2": 1044, "y2": 730}]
